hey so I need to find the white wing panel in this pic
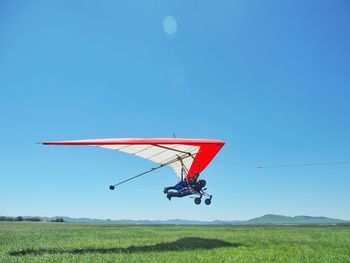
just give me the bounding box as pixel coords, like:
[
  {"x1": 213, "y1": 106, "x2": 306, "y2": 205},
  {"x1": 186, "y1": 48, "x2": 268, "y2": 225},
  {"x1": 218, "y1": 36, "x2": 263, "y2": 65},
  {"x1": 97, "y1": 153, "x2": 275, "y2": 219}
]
[
  {"x1": 97, "y1": 143, "x2": 200, "y2": 179},
  {"x1": 98, "y1": 144, "x2": 129, "y2": 151},
  {"x1": 118, "y1": 145, "x2": 152, "y2": 155},
  {"x1": 134, "y1": 146, "x2": 167, "y2": 159}
]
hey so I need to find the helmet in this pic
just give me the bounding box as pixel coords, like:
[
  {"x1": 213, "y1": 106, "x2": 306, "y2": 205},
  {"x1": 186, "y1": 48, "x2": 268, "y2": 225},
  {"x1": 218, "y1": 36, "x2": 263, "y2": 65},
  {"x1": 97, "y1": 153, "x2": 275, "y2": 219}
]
[{"x1": 198, "y1": 179, "x2": 206, "y2": 187}]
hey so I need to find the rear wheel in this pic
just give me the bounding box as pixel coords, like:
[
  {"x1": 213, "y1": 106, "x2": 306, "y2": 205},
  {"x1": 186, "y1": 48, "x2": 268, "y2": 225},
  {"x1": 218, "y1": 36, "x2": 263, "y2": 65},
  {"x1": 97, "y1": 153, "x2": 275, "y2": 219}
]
[
  {"x1": 194, "y1": 197, "x2": 201, "y2": 205},
  {"x1": 205, "y1": 198, "x2": 211, "y2": 205}
]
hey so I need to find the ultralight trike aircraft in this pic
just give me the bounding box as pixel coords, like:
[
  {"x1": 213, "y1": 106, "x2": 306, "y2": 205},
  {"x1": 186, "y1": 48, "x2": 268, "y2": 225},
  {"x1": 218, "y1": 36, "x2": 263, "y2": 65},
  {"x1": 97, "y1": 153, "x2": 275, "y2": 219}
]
[{"x1": 43, "y1": 138, "x2": 225, "y2": 205}]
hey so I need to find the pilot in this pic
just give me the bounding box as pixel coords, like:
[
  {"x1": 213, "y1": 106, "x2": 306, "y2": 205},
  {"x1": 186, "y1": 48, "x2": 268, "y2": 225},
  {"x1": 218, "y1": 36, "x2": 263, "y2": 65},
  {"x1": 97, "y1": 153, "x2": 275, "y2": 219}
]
[{"x1": 165, "y1": 179, "x2": 206, "y2": 200}]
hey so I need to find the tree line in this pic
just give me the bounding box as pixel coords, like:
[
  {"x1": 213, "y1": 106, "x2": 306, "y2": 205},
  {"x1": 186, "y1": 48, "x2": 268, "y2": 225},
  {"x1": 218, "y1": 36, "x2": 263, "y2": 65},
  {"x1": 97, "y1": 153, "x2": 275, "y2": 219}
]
[{"x1": 0, "y1": 216, "x2": 65, "y2": 222}]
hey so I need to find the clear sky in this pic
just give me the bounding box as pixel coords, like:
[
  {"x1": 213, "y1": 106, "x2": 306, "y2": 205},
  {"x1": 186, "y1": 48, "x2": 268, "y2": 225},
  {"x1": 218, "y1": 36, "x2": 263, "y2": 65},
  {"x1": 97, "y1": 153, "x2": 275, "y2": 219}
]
[{"x1": 1, "y1": 1, "x2": 349, "y2": 221}]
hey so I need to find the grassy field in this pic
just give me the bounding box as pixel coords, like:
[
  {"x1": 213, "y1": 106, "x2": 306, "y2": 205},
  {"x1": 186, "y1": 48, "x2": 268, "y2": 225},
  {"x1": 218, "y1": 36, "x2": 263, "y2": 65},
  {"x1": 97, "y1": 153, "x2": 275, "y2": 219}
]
[{"x1": 1, "y1": 222, "x2": 350, "y2": 262}]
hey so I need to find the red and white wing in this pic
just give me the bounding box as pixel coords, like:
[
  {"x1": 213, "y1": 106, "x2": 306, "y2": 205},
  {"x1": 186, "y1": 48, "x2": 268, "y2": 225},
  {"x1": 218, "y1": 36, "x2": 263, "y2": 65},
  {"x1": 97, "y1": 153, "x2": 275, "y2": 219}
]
[{"x1": 43, "y1": 138, "x2": 225, "y2": 179}]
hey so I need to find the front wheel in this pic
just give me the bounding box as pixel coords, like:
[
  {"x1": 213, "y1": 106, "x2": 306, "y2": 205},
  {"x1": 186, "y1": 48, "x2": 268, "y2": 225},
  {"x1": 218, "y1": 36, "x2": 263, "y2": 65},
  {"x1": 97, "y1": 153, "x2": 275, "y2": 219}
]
[
  {"x1": 194, "y1": 197, "x2": 201, "y2": 205},
  {"x1": 205, "y1": 198, "x2": 211, "y2": 205}
]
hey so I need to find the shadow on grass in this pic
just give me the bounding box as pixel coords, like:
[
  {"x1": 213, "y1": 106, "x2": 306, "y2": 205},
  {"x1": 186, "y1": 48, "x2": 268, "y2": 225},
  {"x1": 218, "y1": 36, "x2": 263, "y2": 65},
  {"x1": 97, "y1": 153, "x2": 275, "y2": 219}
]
[{"x1": 9, "y1": 237, "x2": 241, "y2": 256}]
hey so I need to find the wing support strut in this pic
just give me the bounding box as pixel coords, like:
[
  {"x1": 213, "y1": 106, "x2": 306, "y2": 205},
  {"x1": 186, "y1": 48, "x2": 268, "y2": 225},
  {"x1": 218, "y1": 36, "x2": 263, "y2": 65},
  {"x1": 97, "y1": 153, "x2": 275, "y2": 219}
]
[
  {"x1": 109, "y1": 154, "x2": 190, "y2": 190},
  {"x1": 109, "y1": 165, "x2": 164, "y2": 190}
]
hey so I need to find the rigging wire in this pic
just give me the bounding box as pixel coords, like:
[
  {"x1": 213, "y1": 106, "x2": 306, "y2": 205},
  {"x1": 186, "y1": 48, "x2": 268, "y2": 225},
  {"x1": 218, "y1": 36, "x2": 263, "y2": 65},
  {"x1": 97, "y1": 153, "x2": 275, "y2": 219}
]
[
  {"x1": 215, "y1": 159, "x2": 350, "y2": 169},
  {"x1": 256, "y1": 161, "x2": 350, "y2": 169},
  {"x1": 205, "y1": 160, "x2": 350, "y2": 189}
]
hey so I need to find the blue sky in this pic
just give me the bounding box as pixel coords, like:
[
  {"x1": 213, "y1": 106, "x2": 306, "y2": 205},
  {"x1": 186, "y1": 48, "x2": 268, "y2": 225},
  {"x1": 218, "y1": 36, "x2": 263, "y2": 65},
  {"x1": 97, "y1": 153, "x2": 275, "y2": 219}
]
[{"x1": 0, "y1": 1, "x2": 349, "y2": 220}]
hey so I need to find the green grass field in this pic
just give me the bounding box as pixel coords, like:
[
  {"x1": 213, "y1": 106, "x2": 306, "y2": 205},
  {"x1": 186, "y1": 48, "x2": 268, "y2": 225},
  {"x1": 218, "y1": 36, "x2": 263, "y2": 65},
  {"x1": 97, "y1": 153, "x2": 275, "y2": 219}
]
[{"x1": 1, "y1": 222, "x2": 350, "y2": 262}]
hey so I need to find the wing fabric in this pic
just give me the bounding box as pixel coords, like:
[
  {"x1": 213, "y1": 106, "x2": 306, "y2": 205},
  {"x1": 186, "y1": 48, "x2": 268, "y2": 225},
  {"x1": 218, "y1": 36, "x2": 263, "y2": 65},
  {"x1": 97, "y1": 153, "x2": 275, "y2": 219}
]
[{"x1": 43, "y1": 138, "x2": 225, "y2": 179}]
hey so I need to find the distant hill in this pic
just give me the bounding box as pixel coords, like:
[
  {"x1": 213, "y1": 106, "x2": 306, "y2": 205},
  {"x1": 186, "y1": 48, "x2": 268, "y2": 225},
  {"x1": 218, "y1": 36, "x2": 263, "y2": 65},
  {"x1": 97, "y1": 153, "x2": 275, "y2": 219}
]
[
  {"x1": 10, "y1": 214, "x2": 348, "y2": 225},
  {"x1": 246, "y1": 214, "x2": 348, "y2": 225}
]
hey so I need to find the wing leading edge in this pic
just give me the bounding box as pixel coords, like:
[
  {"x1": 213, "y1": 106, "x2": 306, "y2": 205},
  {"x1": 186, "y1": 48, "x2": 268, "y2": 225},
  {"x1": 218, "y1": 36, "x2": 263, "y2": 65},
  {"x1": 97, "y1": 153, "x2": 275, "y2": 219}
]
[{"x1": 43, "y1": 138, "x2": 225, "y2": 179}]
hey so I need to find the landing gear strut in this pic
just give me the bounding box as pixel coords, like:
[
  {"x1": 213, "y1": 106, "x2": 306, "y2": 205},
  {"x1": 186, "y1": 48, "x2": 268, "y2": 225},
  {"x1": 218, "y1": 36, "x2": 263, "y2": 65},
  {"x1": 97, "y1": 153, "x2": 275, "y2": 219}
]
[{"x1": 193, "y1": 191, "x2": 212, "y2": 205}]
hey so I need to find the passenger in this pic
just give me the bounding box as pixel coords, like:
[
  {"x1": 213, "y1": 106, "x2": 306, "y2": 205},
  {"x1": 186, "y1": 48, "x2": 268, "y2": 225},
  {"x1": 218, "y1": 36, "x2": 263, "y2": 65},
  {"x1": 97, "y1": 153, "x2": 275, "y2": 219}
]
[{"x1": 163, "y1": 173, "x2": 199, "y2": 193}]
